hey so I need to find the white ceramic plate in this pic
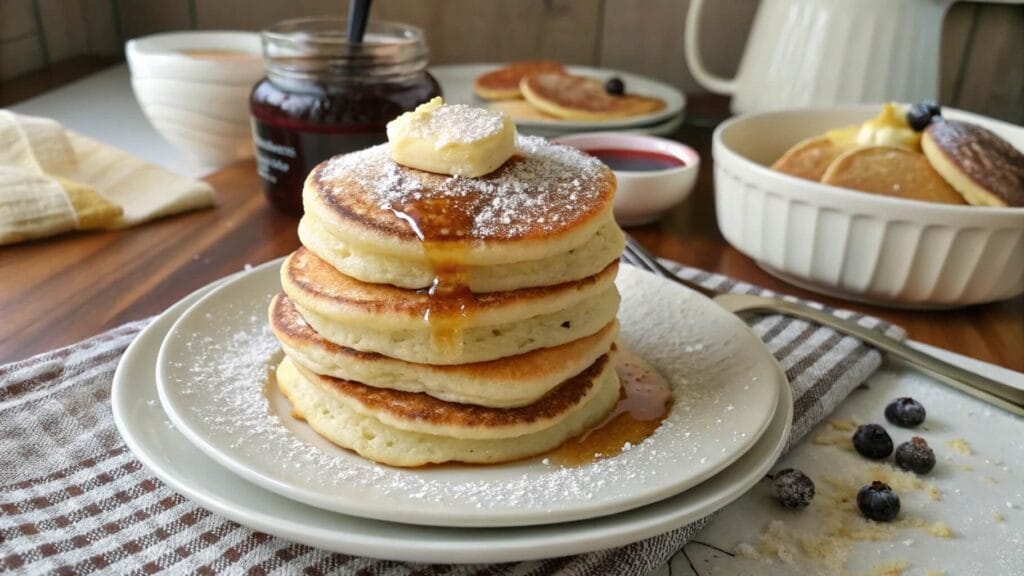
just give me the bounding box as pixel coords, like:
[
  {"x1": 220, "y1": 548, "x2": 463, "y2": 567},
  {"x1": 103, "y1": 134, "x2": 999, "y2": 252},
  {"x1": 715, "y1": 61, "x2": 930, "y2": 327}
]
[
  {"x1": 155, "y1": 261, "x2": 781, "y2": 527},
  {"x1": 112, "y1": 272, "x2": 792, "y2": 562},
  {"x1": 429, "y1": 64, "x2": 686, "y2": 135}
]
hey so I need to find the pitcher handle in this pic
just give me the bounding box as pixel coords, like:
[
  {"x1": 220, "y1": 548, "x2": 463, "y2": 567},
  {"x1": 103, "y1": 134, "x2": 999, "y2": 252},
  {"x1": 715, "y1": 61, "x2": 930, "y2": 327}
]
[{"x1": 685, "y1": 0, "x2": 738, "y2": 95}]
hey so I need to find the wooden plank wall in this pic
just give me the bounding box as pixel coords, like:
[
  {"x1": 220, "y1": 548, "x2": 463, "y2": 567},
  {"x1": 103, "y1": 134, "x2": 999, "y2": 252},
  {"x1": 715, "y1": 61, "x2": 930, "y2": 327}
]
[{"x1": 1, "y1": 0, "x2": 1022, "y2": 123}]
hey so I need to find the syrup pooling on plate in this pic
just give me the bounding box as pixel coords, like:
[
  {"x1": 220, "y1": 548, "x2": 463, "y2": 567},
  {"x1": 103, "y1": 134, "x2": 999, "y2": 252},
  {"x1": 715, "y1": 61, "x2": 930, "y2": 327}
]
[{"x1": 547, "y1": 347, "x2": 673, "y2": 466}]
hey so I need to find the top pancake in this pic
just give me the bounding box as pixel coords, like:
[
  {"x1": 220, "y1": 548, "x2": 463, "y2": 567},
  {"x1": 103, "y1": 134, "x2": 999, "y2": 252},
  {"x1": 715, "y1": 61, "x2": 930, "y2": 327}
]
[
  {"x1": 303, "y1": 135, "x2": 617, "y2": 266},
  {"x1": 922, "y1": 120, "x2": 1024, "y2": 207}
]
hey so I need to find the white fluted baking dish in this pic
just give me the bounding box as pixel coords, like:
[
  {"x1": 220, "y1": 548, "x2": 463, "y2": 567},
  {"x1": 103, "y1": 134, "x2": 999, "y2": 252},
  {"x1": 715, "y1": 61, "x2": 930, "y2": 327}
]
[{"x1": 712, "y1": 105, "x2": 1024, "y2": 308}]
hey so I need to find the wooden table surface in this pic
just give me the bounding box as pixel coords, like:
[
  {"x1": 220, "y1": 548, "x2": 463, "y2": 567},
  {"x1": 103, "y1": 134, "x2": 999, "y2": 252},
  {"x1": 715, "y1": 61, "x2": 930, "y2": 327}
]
[{"x1": 1, "y1": 101, "x2": 1021, "y2": 371}]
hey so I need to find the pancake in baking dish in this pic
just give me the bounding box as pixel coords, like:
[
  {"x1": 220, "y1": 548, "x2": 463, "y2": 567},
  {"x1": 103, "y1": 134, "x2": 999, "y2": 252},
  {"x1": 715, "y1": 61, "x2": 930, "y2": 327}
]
[
  {"x1": 822, "y1": 146, "x2": 966, "y2": 205},
  {"x1": 275, "y1": 353, "x2": 620, "y2": 466},
  {"x1": 472, "y1": 60, "x2": 567, "y2": 101},
  {"x1": 519, "y1": 73, "x2": 665, "y2": 121},
  {"x1": 302, "y1": 135, "x2": 617, "y2": 271},
  {"x1": 922, "y1": 120, "x2": 1024, "y2": 207},
  {"x1": 280, "y1": 248, "x2": 620, "y2": 365},
  {"x1": 270, "y1": 292, "x2": 618, "y2": 408},
  {"x1": 771, "y1": 136, "x2": 847, "y2": 182}
]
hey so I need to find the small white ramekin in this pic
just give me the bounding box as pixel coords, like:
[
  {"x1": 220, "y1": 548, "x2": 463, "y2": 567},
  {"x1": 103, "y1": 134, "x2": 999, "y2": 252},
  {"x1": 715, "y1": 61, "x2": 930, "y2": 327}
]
[
  {"x1": 713, "y1": 105, "x2": 1024, "y2": 308},
  {"x1": 553, "y1": 133, "x2": 700, "y2": 226},
  {"x1": 126, "y1": 31, "x2": 263, "y2": 166}
]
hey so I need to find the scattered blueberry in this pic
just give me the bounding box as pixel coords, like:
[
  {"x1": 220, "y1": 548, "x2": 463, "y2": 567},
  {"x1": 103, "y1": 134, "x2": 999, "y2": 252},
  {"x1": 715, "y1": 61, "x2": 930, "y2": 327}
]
[
  {"x1": 885, "y1": 397, "x2": 926, "y2": 428},
  {"x1": 605, "y1": 77, "x2": 625, "y2": 96},
  {"x1": 857, "y1": 481, "x2": 901, "y2": 521},
  {"x1": 772, "y1": 468, "x2": 816, "y2": 510},
  {"x1": 907, "y1": 100, "x2": 942, "y2": 131},
  {"x1": 895, "y1": 437, "x2": 936, "y2": 474},
  {"x1": 853, "y1": 424, "x2": 894, "y2": 459}
]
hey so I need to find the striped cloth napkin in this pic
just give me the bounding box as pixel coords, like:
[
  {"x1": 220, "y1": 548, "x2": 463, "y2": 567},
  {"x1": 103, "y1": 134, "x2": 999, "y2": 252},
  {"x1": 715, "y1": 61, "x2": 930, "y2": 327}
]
[{"x1": 0, "y1": 261, "x2": 905, "y2": 575}]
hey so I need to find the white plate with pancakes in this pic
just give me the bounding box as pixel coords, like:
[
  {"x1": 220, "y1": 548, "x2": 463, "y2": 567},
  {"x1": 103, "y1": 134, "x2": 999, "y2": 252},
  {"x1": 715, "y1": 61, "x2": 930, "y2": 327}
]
[
  {"x1": 154, "y1": 260, "x2": 784, "y2": 528},
  {"x1": 430, "y1": 64, "x2": 686, "y2": 137},
  {"x1": 114, "y1": 265, "x2": 792, "y2": 562}
]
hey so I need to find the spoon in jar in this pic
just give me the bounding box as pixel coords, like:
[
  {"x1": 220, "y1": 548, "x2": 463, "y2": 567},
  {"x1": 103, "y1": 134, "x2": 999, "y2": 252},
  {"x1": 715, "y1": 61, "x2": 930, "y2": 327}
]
[{"x1": 347, "y1": 0, "x2": 373, "y2": 42}]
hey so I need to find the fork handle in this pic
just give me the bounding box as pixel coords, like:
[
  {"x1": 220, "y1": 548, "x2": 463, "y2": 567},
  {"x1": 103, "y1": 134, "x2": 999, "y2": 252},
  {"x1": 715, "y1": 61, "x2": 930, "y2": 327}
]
[{"x1": 714, "y1": 294, "x2": 1024, "y2": 417}]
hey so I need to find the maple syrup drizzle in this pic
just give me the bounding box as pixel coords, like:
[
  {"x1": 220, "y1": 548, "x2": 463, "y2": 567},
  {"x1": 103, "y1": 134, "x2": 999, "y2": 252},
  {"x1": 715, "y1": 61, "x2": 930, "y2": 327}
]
[
  {"x1": 546, "y1": 348, "x2": 673, "y2": 466},
  {"x1": 390, "y1": 196, "x2": 477, "y2": 358}
]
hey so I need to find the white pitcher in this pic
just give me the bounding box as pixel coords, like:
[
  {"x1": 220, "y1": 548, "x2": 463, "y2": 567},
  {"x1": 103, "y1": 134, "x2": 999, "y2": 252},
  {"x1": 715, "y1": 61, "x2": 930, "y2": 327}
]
[{"x1": 685, "y1": 0, "x2": 965, "y2": 113}]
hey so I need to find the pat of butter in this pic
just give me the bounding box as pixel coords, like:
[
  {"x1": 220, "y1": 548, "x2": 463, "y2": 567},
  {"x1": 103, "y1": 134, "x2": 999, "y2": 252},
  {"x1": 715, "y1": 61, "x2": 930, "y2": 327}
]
[
  {"x1": 860, "y1": 103, "x2": 920, "y2": 150},
  {"x1": 826, "y1": 103, "x2": 921, "y2": 151},
  {"x1": 386, "y1": 97, "x2": 516, "y2": 178}
]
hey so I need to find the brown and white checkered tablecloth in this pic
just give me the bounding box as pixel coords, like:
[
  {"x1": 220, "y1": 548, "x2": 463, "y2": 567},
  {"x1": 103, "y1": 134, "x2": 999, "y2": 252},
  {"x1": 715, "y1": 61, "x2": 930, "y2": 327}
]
[{"x1": 0, "y1": 261, "x2": 904, "y2": 575}]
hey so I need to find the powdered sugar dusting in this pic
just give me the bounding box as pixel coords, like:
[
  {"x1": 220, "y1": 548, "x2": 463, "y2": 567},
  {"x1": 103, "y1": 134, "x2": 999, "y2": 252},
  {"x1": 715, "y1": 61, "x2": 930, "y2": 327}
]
[
  {"x1": 316, "y1": 135, "x2": 610, "y2": 240},
  {"x1": 404, "y1": 102, "x2": 507, "y2": 146}
]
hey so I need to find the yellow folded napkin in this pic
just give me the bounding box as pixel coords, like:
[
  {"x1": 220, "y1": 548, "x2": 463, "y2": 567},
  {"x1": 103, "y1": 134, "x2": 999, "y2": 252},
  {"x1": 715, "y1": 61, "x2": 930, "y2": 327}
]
[{"x1": 0, "y1": 110, "x2": 215, "y2": 245}]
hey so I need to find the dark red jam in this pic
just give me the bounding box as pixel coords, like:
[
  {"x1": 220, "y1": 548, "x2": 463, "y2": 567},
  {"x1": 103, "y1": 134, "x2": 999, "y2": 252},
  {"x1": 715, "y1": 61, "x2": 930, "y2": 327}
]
[
  {"x1": 250, "y1": 76, "x2": 440, "y2": 215},
  {"x1": 585, "y1": 148, "x2": 686, "y2": 172},
  {"x1": 249, "y1": 18, "x2": 441, "y2": 215}
]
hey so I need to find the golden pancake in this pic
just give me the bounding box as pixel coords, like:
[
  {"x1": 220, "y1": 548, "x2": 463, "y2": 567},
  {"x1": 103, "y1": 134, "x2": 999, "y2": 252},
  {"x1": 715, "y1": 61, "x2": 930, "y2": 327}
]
[
  {"x1": 487, "y1": 99, "x2": 558, "y2": 122},
  {"x1": 292, "y1": 287, "x2": 619, "y2": 365},
  {"x1": 772, "y1": 136, "x2": 848, "y2": 181},
  {"x1": 276, "y1": 355, "x2": 621, "y2": 466},
  {"x1": 472, "y1": 61, "x2": 566, "y2": 101},
  {"x1": 298, "y1": 210, "x2": 624, "y2": 292},
  {"x1": 281, "y1": 247, "x2": 619, "y2": 330},
  {"x1": 289, "y1": 351, "x2": 614, "y2": 439},
  {"x1": 519, "y1": 73, "x2": 665, "y2": 121},
  {"x1": 303, "y1": 136, "x2": 617, "y2": 265},
  {"x1": 270, "y1": 292, "x2": 618, "y2": 407},
  {"x1": 922, "y1": 120, "x2": 1024, "y2": 208},
  {"x1": 822, "y1": 146, "x2": 966, "y2": 205}
]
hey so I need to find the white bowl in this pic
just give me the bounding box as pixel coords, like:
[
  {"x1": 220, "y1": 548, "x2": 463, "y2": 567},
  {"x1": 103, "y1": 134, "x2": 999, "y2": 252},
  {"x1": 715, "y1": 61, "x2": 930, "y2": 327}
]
[
  {"x1": 126, "y1": 31, "x2": 264, "y2": 166},
  {"x1": 553, "y1": 133, "x2": 699, "y2": 226},
  {"x1": 713, "y1": 105, "x2": 1024, "y2": 308}
]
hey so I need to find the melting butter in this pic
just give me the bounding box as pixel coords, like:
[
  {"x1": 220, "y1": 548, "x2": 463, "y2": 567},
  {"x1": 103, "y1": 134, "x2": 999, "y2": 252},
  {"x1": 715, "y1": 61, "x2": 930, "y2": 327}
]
[
  {"x1": 826, "y1": 103, "x2": 921, "y2": 152},
  {"x1": 386, "y1": 97, "x2": 516, "y2": 177}
]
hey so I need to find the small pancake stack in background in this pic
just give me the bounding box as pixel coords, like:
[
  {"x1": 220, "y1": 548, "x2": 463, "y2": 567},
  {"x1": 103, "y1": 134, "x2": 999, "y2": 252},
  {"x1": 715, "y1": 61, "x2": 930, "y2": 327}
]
[
  {"x1": 473, "y1": 60, "x2": 665, "y2": 122},
  {"x1": 773, "y1": 102, "x2": 1024, "y2": 208},
  {"x1": 268, "y1": 100, "x2": 627, "y2": 467}
]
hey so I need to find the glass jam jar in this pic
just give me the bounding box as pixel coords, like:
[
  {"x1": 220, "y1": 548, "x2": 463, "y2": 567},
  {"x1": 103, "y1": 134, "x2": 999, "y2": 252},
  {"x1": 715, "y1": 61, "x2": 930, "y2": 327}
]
[{"x1": 250, "y1": 18, "x2": 441, "y2": 215}]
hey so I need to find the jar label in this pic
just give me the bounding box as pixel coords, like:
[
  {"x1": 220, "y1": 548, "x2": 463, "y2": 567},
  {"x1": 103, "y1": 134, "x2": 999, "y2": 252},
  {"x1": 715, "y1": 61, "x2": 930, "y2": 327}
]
[{"x1": 250, "y1": 119, "x2": 386, "y2": 214}]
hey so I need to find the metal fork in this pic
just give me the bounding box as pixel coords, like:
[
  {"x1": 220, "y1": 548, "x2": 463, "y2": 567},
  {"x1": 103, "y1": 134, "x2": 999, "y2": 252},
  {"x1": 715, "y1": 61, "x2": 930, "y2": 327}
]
[{"x1": 621, "y1": 234, "x2": 1024, "y2": 417}]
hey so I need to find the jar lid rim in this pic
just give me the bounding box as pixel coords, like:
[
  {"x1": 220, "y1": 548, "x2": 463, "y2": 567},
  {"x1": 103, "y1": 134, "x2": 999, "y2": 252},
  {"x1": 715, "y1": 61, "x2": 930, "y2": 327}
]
[{"x1": 262, "y1": 17, "x2": 425, "y2": 47}]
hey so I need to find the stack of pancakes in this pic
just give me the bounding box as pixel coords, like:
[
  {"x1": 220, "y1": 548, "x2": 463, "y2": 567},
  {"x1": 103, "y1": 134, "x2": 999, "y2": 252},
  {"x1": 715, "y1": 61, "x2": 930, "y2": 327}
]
[{"x1": 270, "y1": 135, "x2": 627, "y2": 467}]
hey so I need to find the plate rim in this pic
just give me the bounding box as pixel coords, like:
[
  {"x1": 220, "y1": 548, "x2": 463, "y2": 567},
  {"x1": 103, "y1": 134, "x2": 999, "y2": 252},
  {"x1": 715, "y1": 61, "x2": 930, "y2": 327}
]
[
  {"x1": 429, "y1": 62, "x2": 687, "y2": 130},
  {"x1": 112, "y1": 273, "x2": 792, "y2": 562}
]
